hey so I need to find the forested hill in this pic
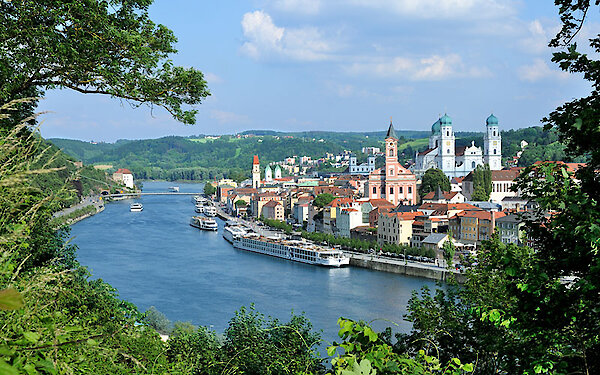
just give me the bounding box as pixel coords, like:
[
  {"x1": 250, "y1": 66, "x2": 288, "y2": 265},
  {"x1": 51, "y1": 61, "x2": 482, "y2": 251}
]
[{"x1": 49, "y1": 126, "x2": 568, "y2": 181}]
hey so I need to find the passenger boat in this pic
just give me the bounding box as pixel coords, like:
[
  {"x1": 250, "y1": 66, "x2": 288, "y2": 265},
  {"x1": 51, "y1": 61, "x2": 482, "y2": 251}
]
[
  {"x1": 169, "y1": 186, "x2": 180, "y2": 192},
  {"x1": 232, "y1": 234, "x2": 349, "y2": 267},
  {"x1": 130, "y1": 203, "x2": 143, "y2": 212},
  {"x1": 189, "y1": 216, "x2": 218, "y2": 231},
  {"x1": 223, "y1": 225, "x2": 247, "y2": 243},
  {"x1": 195, "y1": 205, "x2": 204, "y2": 213},
  {"x1": 203, "y1": 205, "x2": 217, "y2": 217}
]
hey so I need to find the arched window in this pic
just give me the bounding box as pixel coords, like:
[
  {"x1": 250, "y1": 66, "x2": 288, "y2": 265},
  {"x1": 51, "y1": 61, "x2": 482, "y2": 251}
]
[
  {"x1": 372, "y1": 186, "x2": 376, "y2": 194},
  {"x1": 399, "y1": 186, "x2": 403, "y2": 194},
  {"x1": 389, "y1": 149, "x2": 394, "y2": 157},
  {"x1": 447, "y1": 130, "x2": 450, "y2": 136},
  {"x1": 493, "y1": 130, "x2": 496, "y2": 136},
  {"x1": 447, "y1": 149, "x2": 450, "y2": 154},
  {"x1": 493, "y1": 149, "x2": 496, "y2": 155},
  {"x1": 389, "y1": 168, "x2": 394, "y2": 176},
  {"x1": 472, "y1": 161, "x2": 476, "y2": 168}
]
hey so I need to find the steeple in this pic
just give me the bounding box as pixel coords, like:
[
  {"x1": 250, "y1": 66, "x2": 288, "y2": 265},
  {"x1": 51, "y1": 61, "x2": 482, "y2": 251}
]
[{"x1": 386, "y1": 118, "x2": 398, "y2": 139}]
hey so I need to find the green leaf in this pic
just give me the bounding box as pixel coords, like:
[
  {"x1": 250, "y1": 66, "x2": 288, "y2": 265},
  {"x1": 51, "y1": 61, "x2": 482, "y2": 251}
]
[
  {"x1": 0, "y1": 288, "x2": 24, "y2": 310},
  {"x1": 463, "y1": 363, "x2": 474, "y2": 372},
  {"x1": 23, "y1": 332, "x2": 40, "y2": 343},
  {"x1": 327, "y1": 345, "x2": 337, "y2": 357},
  {"x1": 489, "y1": 309, "x2": 501, "y2": 322},
  {"x1": 0, "y1": 360, "x2": 19, "y2": 375},
  {"x1": 86, "y1": 338, "x2": 98, "y2": 346}
]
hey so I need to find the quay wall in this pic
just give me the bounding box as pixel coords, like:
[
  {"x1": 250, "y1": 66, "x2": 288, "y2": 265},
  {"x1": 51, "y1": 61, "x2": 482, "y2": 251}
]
[{"x1": 349, "y1": 256, "x2": 465, "y2": 283}]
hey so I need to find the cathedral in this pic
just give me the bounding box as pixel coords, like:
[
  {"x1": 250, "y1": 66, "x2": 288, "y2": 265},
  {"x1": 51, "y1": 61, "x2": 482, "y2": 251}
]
[{"x1": 412, "y1": 114, "x2": 502, "y2": 178}]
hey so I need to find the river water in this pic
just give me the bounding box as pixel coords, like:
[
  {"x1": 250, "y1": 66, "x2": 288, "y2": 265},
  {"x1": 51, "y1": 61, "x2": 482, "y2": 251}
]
[{"x1": 71, "y1": 181, "x2": 439, "y2": 346}]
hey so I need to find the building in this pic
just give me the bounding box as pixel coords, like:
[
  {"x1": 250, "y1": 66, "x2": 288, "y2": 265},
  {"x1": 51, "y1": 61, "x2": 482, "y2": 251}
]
[
  {"x1": 337, "y1": 208, "x2": 364, "y2": 238},
  {"x1": 262, "y1": 200, "x2": 284, "y2": 221},
  {"x1": 367, "y1": 121, "x2": 418, "y2": 205},
  {"x1": 265, "y1": 165, "x2": 273, "y2": 183},
  {"x1": 274, "y1": 165, "x2": 282, "y2": 179},
  {"x1": 250, "y1": 192, "x2": 284, "y2": 218},
  {"x1": 348, "y1": 154, "x2": 376, "y2": 175},
  {"x1": 252, "y1": 155, "x2": 261, "y2": 188},
  {"x1": 413, "y1": 114, "x2": 502, "y2": 178},
  {"x1": 422, "y1": 188, "x2": 465, "y2": 204},
  {"x1": 462, "y1": 169, "x2": 520, "y2": 202},
  {"x1": 377, "y1": 211, "x2": 423, "y2": 245},
  {"x1": 449, "y1": 210, "x2": 507, "y2": 247},
  {"x1": 112, "y1": 168, "x2": 134, "y2": 189}
]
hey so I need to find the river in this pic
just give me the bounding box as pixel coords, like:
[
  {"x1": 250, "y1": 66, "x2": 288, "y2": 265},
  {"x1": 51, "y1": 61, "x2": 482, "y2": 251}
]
[{"x1": 71, "y1": 181, "x2": 440, "y2": 346}]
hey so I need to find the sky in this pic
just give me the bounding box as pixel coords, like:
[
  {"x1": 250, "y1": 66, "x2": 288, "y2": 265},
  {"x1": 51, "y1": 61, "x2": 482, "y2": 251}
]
[{"x1": 39, "y1": 0, "x2": 598, "y2": 142}]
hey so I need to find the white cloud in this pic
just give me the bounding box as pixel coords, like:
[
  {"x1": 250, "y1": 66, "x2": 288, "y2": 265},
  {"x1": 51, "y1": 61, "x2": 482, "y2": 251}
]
[
  {"x1": 518, "y1": 59, "x2": 569, "y2": 82},
  {"x1": 210, "y1": 110, "x2": 249, "y2": 124},
  {"x1": 240, "y1": 10, "x2": 334, "y2": 61},
  {"x1": 204, "y1": 72, "x2": 223, "y2": 84},
  {"x1": 345, "y1": 54, "x2": 489, "y2": 81},
  {"x1": 518, "y1": 19, "x2": 560, "y2": 54}
]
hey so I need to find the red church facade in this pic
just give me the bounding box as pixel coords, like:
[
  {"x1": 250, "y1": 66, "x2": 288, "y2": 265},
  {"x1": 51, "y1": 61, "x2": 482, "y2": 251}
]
[{"x1": 367, "y1": 122, "x2": 417, "y2": 206}]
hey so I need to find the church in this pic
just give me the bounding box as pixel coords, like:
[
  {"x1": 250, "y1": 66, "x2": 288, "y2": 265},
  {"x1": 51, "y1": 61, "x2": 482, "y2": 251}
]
[
  {"x1": 412, "y1": 114, "x2": 502, "y2": 178},
  {"x1": 367, "y1": 122, "x2": 417, "y2": 205}
]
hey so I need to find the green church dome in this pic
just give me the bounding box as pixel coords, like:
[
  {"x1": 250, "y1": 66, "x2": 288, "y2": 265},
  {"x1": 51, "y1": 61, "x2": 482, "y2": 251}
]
[
  {"x1": 440, "y1": 113, "x2": 452, "y2": 126},
  {"x1": 486, "y1": 114, "x2": 498, "y2": 126},
  {"x1": 431, "y1": 119, "x2": 441, "y2": 134}
]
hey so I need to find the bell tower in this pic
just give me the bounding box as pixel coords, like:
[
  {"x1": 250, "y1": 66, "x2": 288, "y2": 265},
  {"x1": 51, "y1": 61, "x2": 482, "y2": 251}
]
[
  {"x1": 252, "y1": 155, "x2": 261, "y2": 188},
  {"x1": 483, "y1": 114, "x2": 502, "y2": 170}
]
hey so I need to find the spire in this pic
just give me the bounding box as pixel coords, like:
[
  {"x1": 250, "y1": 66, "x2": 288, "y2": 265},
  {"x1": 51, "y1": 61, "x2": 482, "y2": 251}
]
[
  {"x1": 386, "y1": 119, "x2": 398, "y2": 139},
  {"x1": 253, "y1": 155, "x2": 259, "y2": 165}
]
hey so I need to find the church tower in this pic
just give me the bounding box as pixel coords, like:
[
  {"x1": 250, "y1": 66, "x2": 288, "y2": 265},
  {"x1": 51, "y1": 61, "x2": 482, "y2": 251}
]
[
  {"x1": 252, "y1": 155, "x2": 261, "y2": 188},
  {"x1": 385, "y1": 119, "x2": 398, "y2": 176},
  {"x1": 439, "y1": 114, "x2": 456, "y2": 175},
  {"x1": 265, "y1": 165, "x2": 273, "y2": 183},
  {"x1": 483, "y1": 114, "x2": 502, "y2": 170}
]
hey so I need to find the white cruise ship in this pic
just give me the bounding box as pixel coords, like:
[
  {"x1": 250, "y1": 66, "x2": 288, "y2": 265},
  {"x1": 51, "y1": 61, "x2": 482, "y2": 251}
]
[
  {"x1": 232, "y1": 234, "x2": 349, "y2": 267},
  {"x1": 223, "y1": 225, "x2": 247, "y2": 243},
  {"x1": 203, "y1": 205, "x2": 217, "y2": 217},
  {"x1": 189, "y1": 216, "x2": 218, "y2": 231},
  {"x1": 130, "y1": 203, "x2": 143, "y2": 212},
  {"x1": 195, "y1": 205, "x2": 204, "y2": 213}
]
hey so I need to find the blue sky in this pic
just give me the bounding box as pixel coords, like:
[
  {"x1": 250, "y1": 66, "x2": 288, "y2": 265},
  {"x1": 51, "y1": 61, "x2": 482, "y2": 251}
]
[{"x1": 40, "y1": 0, "x2": 596, "y2": 142}]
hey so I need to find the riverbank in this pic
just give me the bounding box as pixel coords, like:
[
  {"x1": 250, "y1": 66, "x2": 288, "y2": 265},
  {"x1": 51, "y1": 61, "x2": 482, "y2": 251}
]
[{"x1": 53, "y1": 195, "x2": 106, "y2": 225}]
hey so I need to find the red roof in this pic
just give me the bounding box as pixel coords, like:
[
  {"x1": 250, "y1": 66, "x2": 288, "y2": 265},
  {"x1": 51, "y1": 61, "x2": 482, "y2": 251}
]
[
  {"x1": 457, "y1": 210, "x2": 507, "y2": 221},
  {"x1": 264, "y1": 200, "x2": 282, "y2": 208},
  {"x1": 422, "y1": 191, "x2": 460, "y2": 200},
  {"x1": 368, "y1": 198, "x2": 395, "y2": 208},
  {"x1": 115, "y1": 168, "x2": 132, "y2": 174},
  {"x1": 382, "y1": 211, "x2": 424, "y2": 220},
  {"x1": 532, "y1": 161, "x2": 586, "y2": 174},
  {"x1": 328, "y1": 197, "x2": 354, "y2": 207},
  {"x1": 253, "y1": 155, "x2": 259, "y2": 165},
  {"x1": 451, "y1": 176, "x2": 465, "y2": 184},
  {"x1": 418, "y1": 148, "x2": 435, "y2": 156}
]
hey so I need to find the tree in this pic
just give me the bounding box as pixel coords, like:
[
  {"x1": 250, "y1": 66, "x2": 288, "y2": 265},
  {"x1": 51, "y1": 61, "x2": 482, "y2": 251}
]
[
  {"x1": 313, "y1": 193, "x2": 335, "y2": 208},
  {"x1": 419, "y1": 168, "x2": 450, "y2": 198},
  {"x1": 203, "y1": 183, "x2": 216, "y2": 196},
  {"x1": 442, "y1": 239, "x2": 455, "y2": 267},
  {"x1": 234, "y1": 199, "x2": 248, "y2": 208},
  {"x1": 0, "y1": 0, "x2": 210, "y2": 126},
  {"x1": 471, "y1": 164, "x2": 491, "y2": 201}
]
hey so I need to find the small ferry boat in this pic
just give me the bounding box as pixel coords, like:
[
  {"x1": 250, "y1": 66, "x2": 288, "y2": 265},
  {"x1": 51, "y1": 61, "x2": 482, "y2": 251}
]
[
  {"x1": 232, "y1": 234, "x2": 349, "y2": 267},
  {"x1": 195, "y1": 205, "x2": 204, "y2": 213},
  {"x1": 223, "y1": 225, "x2": 247, "y2": 243},
  {"x1": 169, "y1": 186, "x2": 180, "y2": 192},
  {"x1": 203, "y1": 205, "x2": 217, "y2": 217},
  {"x1": 189, "y1": 216, "x2": 218, "y2": 231},
  {"x1": 130, "y1": 203, "x2": 143, "y2": 212}
]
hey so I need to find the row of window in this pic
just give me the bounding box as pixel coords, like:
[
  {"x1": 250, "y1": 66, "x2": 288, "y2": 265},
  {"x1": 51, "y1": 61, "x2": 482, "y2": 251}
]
[{"x1": 372, "y1": 186, "x2": 413, "y2": 195}]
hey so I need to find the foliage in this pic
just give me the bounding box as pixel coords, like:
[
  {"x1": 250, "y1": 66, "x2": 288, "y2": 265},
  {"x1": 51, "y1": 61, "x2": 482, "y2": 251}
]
[
  {"x1": 234, "y1": 199, "x2": 248, "y2": 207},
  {"x1": 442, "y1": 240, "x2": 455, "y2": 267},
  {"x1": 419, "y1": 168, "x2": 451, "y2": 198},
  {"x1": 0, "y1": 0, "x2": 210, "y2": 126},
  {"x1": 144, "y1": 306, "x2": 172, "y2": 334},
  {"x1": 204, "y1": 182, "x2": 216, "y2": 196},
  {"x1": 471, "y1": 164, "x2": 491, "y2": 201},
  {"x1": 261, "y1": 217, "x2": 293, "y2": 234},
  {"x1": 314, "y1": 193, "x2": 336, "y2": 208},
  {"x1": 327, "y1": 318, "x2": 474, "y2": 375},
  {"x1": 50, "y1": 204, "x2": 97, "y2": 227}
]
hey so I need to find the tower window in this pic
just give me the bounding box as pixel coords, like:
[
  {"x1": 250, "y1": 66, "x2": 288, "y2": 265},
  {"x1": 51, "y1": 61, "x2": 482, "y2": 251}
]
[
  {"x1": 373, "y1": 187, "x2": 376, "y2": 194},
  {"x1": 389, "y1": 149, "x2": 394, "y2": 157},
  {"x1": 447, "y1": 149, "x2": 450, "y2": 154},
  {"x1": 389, "y1": 168, "x2": 394, "y2": 176},
  {"x1": 472, "y1": 161, "x2": 476, "y2": 168},
  {"x1": 493, "y1": 149, "x2": 497, "y2": 155},
  {"x1": 446, "y1": 130, "x2": 450, "y2": 136},
  {"x1": 494, "y1": 130, "x2": 496, "y2": 136},
  {"x1": 408, "y1": 187, "x2": 412, "y2": 194},
  {"x1": 399, "y1": 186, "x2": 403, "y2": 194},
  {"x1": 389, "y1": 187, "x2": 394, "y2": 195}
]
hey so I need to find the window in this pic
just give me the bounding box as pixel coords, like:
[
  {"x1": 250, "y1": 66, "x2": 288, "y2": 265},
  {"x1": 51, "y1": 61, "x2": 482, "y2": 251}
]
[
  {"x1": 389, "y1": 187, "x2": 394, "y2": 195},
  {"x1": 372, "y1": 186, "x2": 376, "y2": 194},
  {"x1": 493, "y1": 149, "x2": 497, "y2": 155},
  {"x1": 494, "y1": 130, "x2": 496, "y2": 136},
  {"x1": 389, "y1": 168, "x2": 394, "y2": 176},
  {"x1": 408, "y1": 187, "x2": 412, "y2": 194},
  {"x1": 446, "y1": 130, "x2": 450, "y2": 136},
  {"x1": 447, "y1": 149, "x2": 450, "y2": 154},
  {"x1": 399, "y1": 186, "x2": 403, "y2": 194},
  {"x1": 472, "y1": 161, "x2": 476, "y2": 168},
  {"x1": 389, "y1": 148, "x2": 394, "y2": 156}
]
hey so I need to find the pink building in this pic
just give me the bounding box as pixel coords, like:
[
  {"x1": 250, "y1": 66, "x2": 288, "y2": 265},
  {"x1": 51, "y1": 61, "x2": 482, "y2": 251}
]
[{"x1": 367, "y1": 121, "x2": 417, "y2": 205}]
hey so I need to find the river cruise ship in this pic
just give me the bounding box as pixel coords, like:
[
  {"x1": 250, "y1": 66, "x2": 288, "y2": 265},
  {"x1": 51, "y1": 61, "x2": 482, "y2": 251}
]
[
  {"x1": 203, "y1": 205, "x2": 217, "y2": 217},
  {"x1": 223, "y1": 225, "x2": 248, "y2": 243},
  {"x1": 232, "y1": 234, "x2": 349, "y2": 267},
  {"x1": 189, "y1": 216, "x2": 218, "y2": 231}
]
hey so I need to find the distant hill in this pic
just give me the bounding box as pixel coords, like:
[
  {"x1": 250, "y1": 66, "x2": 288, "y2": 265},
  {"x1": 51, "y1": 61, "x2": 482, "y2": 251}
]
[{"x1": 49, "y1": 126, "x2": 571, "y2": 181}]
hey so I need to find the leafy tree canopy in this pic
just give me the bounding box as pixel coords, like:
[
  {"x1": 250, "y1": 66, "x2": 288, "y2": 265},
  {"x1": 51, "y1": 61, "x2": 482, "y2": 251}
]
[
  {"x1": 313, "y1": 193, "x2": 335, "y2": 208},
  {"x1": 203, "y1": 182, "x2": 216, "y2": 196},
  {"x1": 0, "y1": 0, "x2": 210, "y2": 126},
  {"x1": 419, "y1": 168, "x2": 450, "y2": 198}
]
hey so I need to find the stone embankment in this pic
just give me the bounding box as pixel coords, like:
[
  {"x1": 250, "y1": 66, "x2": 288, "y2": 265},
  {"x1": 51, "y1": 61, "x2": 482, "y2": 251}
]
[
  {"x1": 53, "y1": 195, "x2": 106, "y2": 225},
  {"x1": 347, "y1": 252, "x2": 465, "y2": 283}
]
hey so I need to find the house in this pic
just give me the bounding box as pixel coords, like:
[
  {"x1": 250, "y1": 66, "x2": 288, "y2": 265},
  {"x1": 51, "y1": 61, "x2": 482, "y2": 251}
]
[
  {"x1": 450, "y1": 176, "x2": 464, "y2": 192},
  {"x1": 422, "y1": 187, "x2": 466, "y2": 204},
  {"x1": 262, "y1": 200, "x2": 284, "y2": 221},
  {"x1": 112, "y1": 168, "x2": 134, "y2": 188},
  {"x1": 449, "y1": 210, "x2": 507, "y2": 247},
  {"x1": 377, "y1": 211, "x2": 423, "y2": 245},
  {"x1": 250, "y1": 192, "x2": 284, "y2": 218},
  {"x1": 337, "y1": 208, "x2": 364, "y2": 238},
  {"x1": 496, "y1": 213, "x2": 532, "y2": 245}
]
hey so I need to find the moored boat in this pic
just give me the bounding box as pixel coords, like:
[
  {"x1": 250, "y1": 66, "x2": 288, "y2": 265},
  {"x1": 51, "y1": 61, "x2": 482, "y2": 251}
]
[
  {"x1": 169, "y1": 186, "x2": 180, "y2": 192},
  {"x1": 232, "y1": 234, "x2": 349, "y2": 267},
  {"x1": 223, "y1": 225, "x2": 247, "y2": 243},
  {"x1": 203, "y1": 205, "x2": 217, "y2": 217}
]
